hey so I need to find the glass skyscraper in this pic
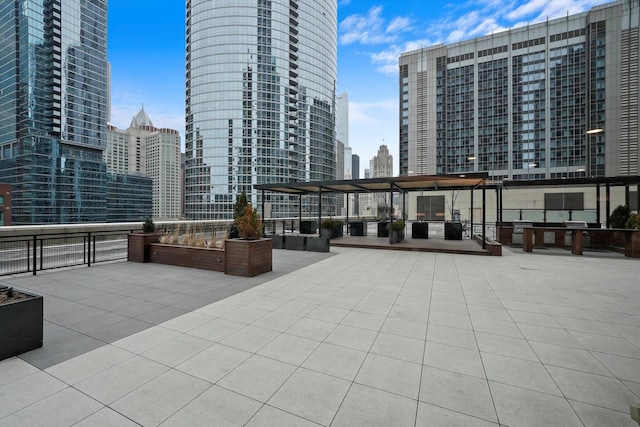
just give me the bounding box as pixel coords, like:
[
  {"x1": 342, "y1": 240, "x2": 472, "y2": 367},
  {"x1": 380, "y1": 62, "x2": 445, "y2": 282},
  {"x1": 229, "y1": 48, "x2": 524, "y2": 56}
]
[
  {"x1": 399, "y1": 0, "x2": 639, "y2": 181},
  {"x1": 185, "y1": 0, "x2": 338, "y2": 219},
  {"x1": 0, "y1": 0, "x2": 109, "y2": 224}
]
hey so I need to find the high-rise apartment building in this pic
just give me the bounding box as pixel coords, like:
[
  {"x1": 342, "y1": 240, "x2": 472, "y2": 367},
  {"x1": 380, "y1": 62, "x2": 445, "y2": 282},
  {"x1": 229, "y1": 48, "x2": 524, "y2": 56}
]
[
  {"x1": 106, "y1": 109, "x2": 182, "y2": 220},
  {"x1": 185, "y1": 0, "x2": 338, "y2": 219},
  {"x1": 0, "y1": 1, "x2": 109, "y2": 224},
  {"x1": 399, "y1": 0, "x2": 640, "y2": 181}
]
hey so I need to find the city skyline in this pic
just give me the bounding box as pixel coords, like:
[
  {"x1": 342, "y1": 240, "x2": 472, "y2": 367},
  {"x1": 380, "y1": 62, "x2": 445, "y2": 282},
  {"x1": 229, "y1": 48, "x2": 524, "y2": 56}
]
[{"x1": 108, "y1": 0, "x2": 613, "y2": 176}]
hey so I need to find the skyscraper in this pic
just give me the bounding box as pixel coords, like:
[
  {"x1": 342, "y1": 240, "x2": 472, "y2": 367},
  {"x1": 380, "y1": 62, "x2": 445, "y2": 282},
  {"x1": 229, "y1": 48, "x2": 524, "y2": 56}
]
[
  {"x1": 0, "y1": 1, "x2": 109, "y2": 224},
  {"x1": 185, "y1": 0, "x2": 338, "y2": 219},
  {"x1": 399, "y1": 0, "x2": 640, "y2": 181},
  {"x1": 106, "y1": 108, "x2": 182, "y2": 220}
]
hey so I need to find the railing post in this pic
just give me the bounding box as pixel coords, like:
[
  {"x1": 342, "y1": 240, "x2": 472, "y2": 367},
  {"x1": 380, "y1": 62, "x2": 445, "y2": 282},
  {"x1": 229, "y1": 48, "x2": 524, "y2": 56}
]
[
  {"x1": 519, "y1": 209, "x2": 523, "y2": 220},
  {"x1": 39, "y1": 238, "x2": 43, "y2": 272},
  {"x1": 543, "y1": 210, "x2": 547, "y2": 223},
  {"x1": 32, "y1": 235, "x2": 37, "y2": 275},
  {"x1": 87, "y1": 232, "x2": 92, "y2": 267},
  {"x1": 568, "y1": 209, "x2": 573, "y2": 221}
]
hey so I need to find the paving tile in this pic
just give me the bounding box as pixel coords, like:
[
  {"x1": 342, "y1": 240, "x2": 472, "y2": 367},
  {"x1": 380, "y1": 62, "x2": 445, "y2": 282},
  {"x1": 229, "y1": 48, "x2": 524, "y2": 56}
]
[
  {"x1": 380, "y1": 316, "x2": 427, "y2": 340},
  {"x1": 570, "y1": 330, "x2": 640, "y2": 358},
  {"x1": 0, "y1": 357, "x2": 39, "y2": 387},
  {"x1": 220, "y1": 324, "x2": 280, "y2": 353},
  {"x1": 324, "y1": 324, "x2": 378, "y2": 352},
  {"x1": 111, "y1": 300, "x2": 164, "y2": 317},
  {"x1": 471, "y1": 316, "x2": 523, "y2": 338},
  {"x1": 426, "y1": 323, "x2": 478, "y2": 350},
  {"x1": 331, "y1": 383, "x2": 416, "y2": 427},
  {"x1": 591, "y1": 351, "x2": 640, "y2": 382},
  {"x1": 482, "y1": 352, "x2": 561, "y2": 396},
  {"x1": 74, "y1": 407, "x2": 140, "y2": 426},
  {"x1": 111, "y1": 369, "x2": 211, "y2": 426},
  {"x1": 340, "y1": 310, "x2": 386, "y2": 331},
  {"x1": 355, "y1": 353, "x2": 421, "y2": 399},
  {"x1": 111, "y1": 325, "x2": 181, "y2": 354},
  {"x1": 518, "y1": 323, "x2": 583, "y2": 348},
  {"x1": 387, "y1": 304, "x2": 429, "y2": 323},
  {"x1": 419, "y1": 365, "x2": 497, "y2": 423},
  {"x1": 489, "y1": 381, "x2": 583, "y2": 427},
  {"x1": 159, "y1": 311, "x2": 216, "y2": 333},
  {"x1": 161, "y1": 385, "x2": 261, "y2": 426},
  {"x1": 18, "y1": 333, "x2": 106, "y2": 370},
  {"x1": 0, "y1": 371, "x2": 67, "y2": 419},
  {"x1": 529, "y1": 341, "x2": 611, "y2": 376},
  {"x1": 268, "y1": 368, "x2": 350, "y2": 426},
  {"x1": 424, "y1": 341, "x2": 485, "y2": 378},
  {"x1": 553, "y1": 315, "x2": 618, "y2": 335},
  {"x1": 546, "y1": 365, "x2": 640, "y2": 413},
  {"x1": 509, "y1": 309, "x2": 562, "y2": 328},
  {"x1": 0, "y1": 387, "x2": 102, "y2": 427},
  {"x1": 285, "y1": 317, "x2": 336, "y2": 341},
  {"x1": 251, "y1": 311, "x2": 301, "y2": 332},
  {"x1": 257, "y1": 333, "x2": 320, "y2": 366},
  {"x1": 135, "y1": 305, "x2": 189, "y2": 325},
  {"x1": 306, "y1": 305, "x2": 350, "y2": 323},
  {"x1": 177, "y1": 343, "x2": 251, "y2": 383},
  {"x1": 370, "y1": 331, "x2": 424, "y2": 364},
  {"x1": 75, "y1": 356, "x2": 169, "y2": 405},
  {"x1": 187, "y1": 317, "x2": 246, "y2": 342},
  {"x1": 415, "y1": 402, "x2": 499, "y2": 427},
  {"x1": 141, "y1": 333, "x2": 214, "y2": 367},
  {"x1": 428, "y1": 310, "x2": 472, "y2": 330},
  {"x1": 302, "y1": 342, "x2": 366, "y2": 381},
  {"x1": 217, "y1": 354, "x2": 296, "y2": 402},
  {"x1": 45, "y1": 344, "x2": 133, "y2": 385},
  {"x1": 475, "y1": 331, "x2": 538, "y2": 361},
  {"x1": 245, "y1": 405, "x2": 319, "y2": 427},
  {"x1": 194, "y1": 300, "x2": 243, "y2": 317},
  {"x1": 569, "y1": 400, "x2": 638, "y2": 427}
]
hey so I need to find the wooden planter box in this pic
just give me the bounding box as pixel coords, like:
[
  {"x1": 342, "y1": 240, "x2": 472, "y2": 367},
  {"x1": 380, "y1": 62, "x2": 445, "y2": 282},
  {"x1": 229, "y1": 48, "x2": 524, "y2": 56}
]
[
  {"x1": 1, "y1": 290, "x2": 43, "y2": 361},
  {"x1": 225, "y1": 238, "x2": 273, "y2": 277},
  {"x1": 148, "y1": 244, "x2": 225, "y2": 272},
  {"x1": 128, "y1": 233, "x2": 161, "y2": 263}
]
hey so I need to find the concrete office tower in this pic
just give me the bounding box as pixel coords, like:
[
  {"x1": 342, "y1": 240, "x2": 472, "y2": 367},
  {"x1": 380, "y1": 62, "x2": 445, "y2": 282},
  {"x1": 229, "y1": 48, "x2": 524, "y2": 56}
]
[
  {"x1": 337, "y1": 92, "x2": 349, "y2": 148},
  {"x1": 106, "y1": 108, "x2": 182, "y2": 220},
  {"x1": 399, "y1": 0, "x2": 640, "y2": 180},
  {"x1": 185, "y1": 0, "x2": 338, "y2": 219},
  {"x1": 0, "y1": 1, "x2": 109, "y2": 224}
]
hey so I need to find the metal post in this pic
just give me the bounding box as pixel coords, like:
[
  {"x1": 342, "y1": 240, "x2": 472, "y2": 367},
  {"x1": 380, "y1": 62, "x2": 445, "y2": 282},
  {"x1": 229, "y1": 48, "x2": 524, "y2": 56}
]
[
  {"x1": 87, "y1": 232, "x2": 92, "y2": 267},
  {"x1": 346, "y1": 192, "x2": 350, "y2": 233},
  {"x1": 596, "y1": 184, "x2": 601, "y2": 226},
  {"x1": 32, "y1": 235, "x2": 37, "y2": 275},
  {"x1": 299, "y1": 194, "x2": 302, "y2": 230},
  {"x1": 261, "y1": 190, "x2": 265, "y2": 223},
  {"x1": 318, "y1": 190, "x2": 322, "y2": 230},
  {"x1": 482, "y1": 184, "x2": 486, "y2": 249},
  {"x1": 470, "y1": 188, "x2": 474, "y2": 237},
  {"x1": 625, "y1": 185, "x2": 630, "y2": 207},
  {"x1": 606, "y1": 183, "x2": 611, "y2": 228},
  {"x1": 637, "y1": 184, "x2": 640, "y2": 213}
]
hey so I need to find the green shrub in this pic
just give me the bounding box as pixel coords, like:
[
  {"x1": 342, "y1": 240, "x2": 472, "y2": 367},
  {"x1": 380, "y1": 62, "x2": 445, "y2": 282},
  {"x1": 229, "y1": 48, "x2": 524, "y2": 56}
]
[
  {"x1": 609, "y1": 205, "x2": 631, "y2": 229},
  {"x1": 387, "y1": 220, "x2": 405, "y2": 232},
  {"x1": 236, "y1": 206, "x2": 263, "y2": 239},
  {"x1": 142, "y1": 217, "x2": 156, "y2": 233},
  {"x1": 321, "y1": 218, "x2": 344, "y2": 229},
  {"x1": 627, "y1": 213, "x2": 640, "y2": 229}
]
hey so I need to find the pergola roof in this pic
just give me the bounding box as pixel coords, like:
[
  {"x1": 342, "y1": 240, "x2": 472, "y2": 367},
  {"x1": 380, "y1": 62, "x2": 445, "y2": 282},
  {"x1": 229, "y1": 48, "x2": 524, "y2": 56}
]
[{"x1": 255, "y1": 173, "x2": 489, "y2": 195}]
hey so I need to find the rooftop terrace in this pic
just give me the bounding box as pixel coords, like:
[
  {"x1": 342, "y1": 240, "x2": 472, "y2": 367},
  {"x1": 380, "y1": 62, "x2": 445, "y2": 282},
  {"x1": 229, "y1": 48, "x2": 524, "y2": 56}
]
[{"x1": 1, "y1": 246, "x2": 639, "y2": 426}]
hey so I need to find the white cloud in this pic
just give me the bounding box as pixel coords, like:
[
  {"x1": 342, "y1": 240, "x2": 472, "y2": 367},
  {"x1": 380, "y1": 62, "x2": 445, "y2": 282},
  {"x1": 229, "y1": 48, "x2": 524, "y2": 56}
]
[{"x1": 339, "y1": 6, "x2": 410, "y2": 45}]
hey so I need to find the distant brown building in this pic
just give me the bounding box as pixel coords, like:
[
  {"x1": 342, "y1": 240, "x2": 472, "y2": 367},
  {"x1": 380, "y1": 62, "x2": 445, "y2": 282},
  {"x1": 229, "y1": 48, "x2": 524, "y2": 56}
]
[{"x1": 0, "y1": 183, "x2": 11, "y2": 226}]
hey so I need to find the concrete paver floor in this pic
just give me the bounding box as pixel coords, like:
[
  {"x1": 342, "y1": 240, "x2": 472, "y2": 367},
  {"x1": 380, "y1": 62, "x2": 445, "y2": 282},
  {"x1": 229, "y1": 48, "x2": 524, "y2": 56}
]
[{"x1": 0, "y1": 246, "x2": 639, "y2": 426}]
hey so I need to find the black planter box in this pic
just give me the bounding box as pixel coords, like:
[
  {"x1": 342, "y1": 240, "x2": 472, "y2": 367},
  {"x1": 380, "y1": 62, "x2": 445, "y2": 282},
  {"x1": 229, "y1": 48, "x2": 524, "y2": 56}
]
[
  {"x1": 377, "y1": 222, "x2": 390, "y2": 238},
  {"x1": 350, "y1": 221, "x2": 367, "y2": 236},
  {"x1": 445, "y1": 222, "x2": 463, "y2": 240},
  {"x1": 389, "y1": 230, "x2": 405, "y2": 244},
  {"x1": 300, "y1": 220, "x2": 317, "y2": 234},
  {"x1": 412, "y1": 222, "x2": 429, "y2": 239},
  {"x1": 0, "y1": 290, "x2": 43, "y2": 361},
  {"x1": 320, "y1": 223, "x2": 344, "y2": 239},
  {"x1": 285, "y1": 235, "x2": 306, "y2": 251},
  {"x1": 307, "y1": 236, "x2": 330, "y2": 252},
  {"x1": 270, "y1": 235, "x2": 285, "y2": 249}
]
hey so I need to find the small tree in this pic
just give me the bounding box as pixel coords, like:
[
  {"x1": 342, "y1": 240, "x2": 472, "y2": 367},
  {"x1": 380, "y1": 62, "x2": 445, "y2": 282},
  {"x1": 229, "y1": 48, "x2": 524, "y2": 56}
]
[
  {"x1": 233, "y1": 191, "x2": 249, "y2": 223},
  {"x1": 142, "y1": 218, "x2": 156, "y2": 233},
  {"x1": 627, "y1": 213, "x2": 640, "y2": 229},
  {"x1": 609, "y1": 205, "x2": 631, "y2": 229},
  {"x1": 236, "y1": 206, "x2": 263, "y2": 239}
]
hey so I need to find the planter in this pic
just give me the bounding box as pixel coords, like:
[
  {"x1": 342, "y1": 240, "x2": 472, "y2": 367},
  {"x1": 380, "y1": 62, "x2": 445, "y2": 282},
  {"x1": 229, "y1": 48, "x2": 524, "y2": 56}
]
[
  {"x1": 377, "y1": 222, "x2": 390, "y2": 238},
  {"x1": 307, "y1": 236, "x2": 330, "y2": 252},
  {"x1": 445, "y1": 222, "x2": 463, "y2": 240},
  {"x1": 128, "y1": 232, "x2": 161, "y2": 263},
  {"x1": 0, "y1": 290, "x2": 43, "y2": 361},
  {"x1": 285, "y1": 235, "x2": 306, "y2": 251},
  {"x1": 321, "y1": 223, "x2": 344, "y2": 239},
  {"x1": 412, "y1": 222, "x2": 428, "y2": 239},
  {"x1": 148, "y1": 244, "x2": 225, "y2": 272},
  {"x1": 270, "y1": 235, "x2": 285, "y2": 249},
  {"x1": 389, "y1": 230, "x2": 405, "y2": 244},
  {"x1": 225, "y1": 238, "x2": 273, "y2": 277},
  {"x1": 349, "y1": 221, "x2": 367, "y2": 236},
  {"x1": 300, "y1": 220, "x2": 317, "y2": 234}
]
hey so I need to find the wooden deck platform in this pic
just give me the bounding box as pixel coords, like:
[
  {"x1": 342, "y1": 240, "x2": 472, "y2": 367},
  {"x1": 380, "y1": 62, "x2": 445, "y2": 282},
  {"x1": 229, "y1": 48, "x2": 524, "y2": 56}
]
[{"x1": 330, "y1": 235, "x2": 491, "y2": 255}]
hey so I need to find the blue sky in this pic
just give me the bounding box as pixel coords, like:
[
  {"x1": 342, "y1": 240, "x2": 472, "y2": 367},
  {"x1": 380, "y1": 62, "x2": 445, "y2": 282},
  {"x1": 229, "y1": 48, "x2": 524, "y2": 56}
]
[{"x1": 108, "y1": 0, "x2": 610, "y2": 175}]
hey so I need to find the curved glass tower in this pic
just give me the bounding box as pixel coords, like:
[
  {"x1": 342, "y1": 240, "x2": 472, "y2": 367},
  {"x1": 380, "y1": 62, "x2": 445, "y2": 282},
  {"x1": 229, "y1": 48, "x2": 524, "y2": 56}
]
[{"x1": 185, "y1": 0, "x2": 338, "y2": 219}]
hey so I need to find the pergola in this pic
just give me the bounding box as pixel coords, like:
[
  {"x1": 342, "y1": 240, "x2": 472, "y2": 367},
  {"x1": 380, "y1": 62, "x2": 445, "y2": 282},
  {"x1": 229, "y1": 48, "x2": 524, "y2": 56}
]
[{"x1": 255, "y1": 172, "x2": 490, "y2": 248}]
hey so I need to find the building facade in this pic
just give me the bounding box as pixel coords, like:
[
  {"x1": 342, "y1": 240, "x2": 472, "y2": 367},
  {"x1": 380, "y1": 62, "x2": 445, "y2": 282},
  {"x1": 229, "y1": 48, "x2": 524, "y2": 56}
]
[
  {"x1": 399, "y1": 0, "x2": 640, "y2": 181},
  {"x1": 0, "y1": 0, "x2": 109, "y2": 224},
  {"x1": 106, "y1": 109, "x2": 182, "y2": 220},
  {"x1": 185, "y1": 0, "x2": 338, "y2": 219}
]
